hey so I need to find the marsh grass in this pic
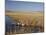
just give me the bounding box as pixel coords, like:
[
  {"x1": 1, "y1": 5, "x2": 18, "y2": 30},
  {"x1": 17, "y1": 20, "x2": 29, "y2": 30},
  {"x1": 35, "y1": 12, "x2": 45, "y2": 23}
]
[{"x1": 5, "y1": 12, "x2": 44, "y2": 34}]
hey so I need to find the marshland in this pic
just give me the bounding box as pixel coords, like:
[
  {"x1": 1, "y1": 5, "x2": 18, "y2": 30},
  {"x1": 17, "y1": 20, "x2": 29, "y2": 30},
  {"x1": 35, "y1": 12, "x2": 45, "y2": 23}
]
[
  {"x1": 5, "y1": 1, "x2": 44, "y2": 35},
  {"x1": 5, "y1": 12, "x2": 44, "y2": 35}
]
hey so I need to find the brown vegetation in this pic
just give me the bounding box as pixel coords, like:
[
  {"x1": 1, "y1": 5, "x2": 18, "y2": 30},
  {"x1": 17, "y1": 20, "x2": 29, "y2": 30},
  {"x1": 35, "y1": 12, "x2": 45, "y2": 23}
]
[{"x1": 5, "y1": 12, "x2": 44, "y2": 27}]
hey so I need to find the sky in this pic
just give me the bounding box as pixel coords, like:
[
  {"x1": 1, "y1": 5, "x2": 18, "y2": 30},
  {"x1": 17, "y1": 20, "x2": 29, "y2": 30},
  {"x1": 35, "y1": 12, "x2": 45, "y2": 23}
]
[{"x1": 5, "y1": 0, "x2": 44, "y2": 12}]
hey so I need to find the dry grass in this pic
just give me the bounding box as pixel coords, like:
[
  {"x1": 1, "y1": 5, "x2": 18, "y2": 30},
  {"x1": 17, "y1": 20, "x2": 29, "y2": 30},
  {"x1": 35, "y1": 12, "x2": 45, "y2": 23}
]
[
  {"x1": 5, "y1": 12, "x2": 44, "y2": 27},
  {"x1": 5, "y1": 12, "x2": 44, "y2": 34}
]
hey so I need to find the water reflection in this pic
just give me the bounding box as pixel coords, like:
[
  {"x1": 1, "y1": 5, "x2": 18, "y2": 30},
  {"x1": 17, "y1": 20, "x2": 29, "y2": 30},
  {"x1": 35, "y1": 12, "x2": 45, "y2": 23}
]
[
  {"x1": 5, "y1": 16, "x2": 42, "y2": 34},
  {"x1": 16, "y1": 26, "x2": 40, "y2": 34}
]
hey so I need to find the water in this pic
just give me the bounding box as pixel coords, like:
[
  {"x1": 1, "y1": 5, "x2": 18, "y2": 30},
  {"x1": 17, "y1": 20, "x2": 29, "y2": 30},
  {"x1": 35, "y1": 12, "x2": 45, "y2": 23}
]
[
  {"x1": 5, "y1": 16, "x2": 41, "y2": 34},
  {"x1": 16, "y1": 26, "x2": 40, "y2": 34}
]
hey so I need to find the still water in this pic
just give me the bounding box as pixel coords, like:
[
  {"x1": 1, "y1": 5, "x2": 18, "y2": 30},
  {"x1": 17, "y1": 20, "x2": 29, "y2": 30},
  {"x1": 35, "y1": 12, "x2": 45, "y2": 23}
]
[{"x1": 5, "y1": 16, "x2": 41, "y2": 34}]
